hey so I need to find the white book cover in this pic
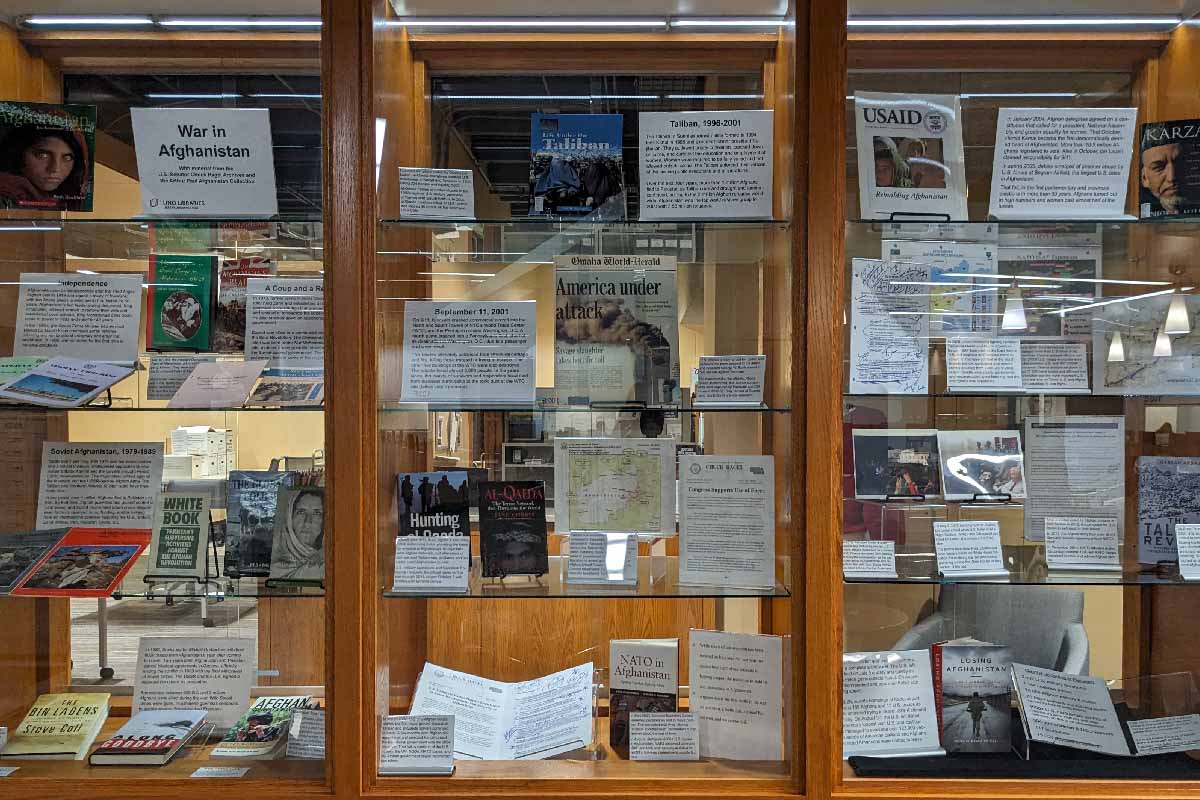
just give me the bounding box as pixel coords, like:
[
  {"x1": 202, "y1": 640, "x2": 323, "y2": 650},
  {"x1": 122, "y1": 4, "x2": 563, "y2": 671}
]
[
  {"x1": 145, "y1": 492, "x2": 211, "y2": 582},
  {"x1": 854, "y1": 92, "x2": 967, "y2": 220}
]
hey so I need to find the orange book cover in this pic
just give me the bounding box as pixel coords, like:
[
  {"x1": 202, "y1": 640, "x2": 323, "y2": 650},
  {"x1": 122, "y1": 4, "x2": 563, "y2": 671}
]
[{"x1": 11, "y1": 527, "x2": 150, "y2": 597}]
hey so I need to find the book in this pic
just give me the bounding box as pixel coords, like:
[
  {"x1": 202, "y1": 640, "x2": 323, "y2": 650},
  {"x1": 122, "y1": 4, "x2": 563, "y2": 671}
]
[
  {"x1": 609, "y1": 638, "x2": 679, "y2": 758},
  {"x1": 478, "y1": 480, "x2": 548, "y2": 579},
  {"x1": 247, "y1": 368, "x2": 325, "y2": 407},
  {"x1": 853, "y1": 92, "x2": 967, "y2": 220},
  {"x1": 0, "y1": 529, "x2": 67, "y2": 594},
  {"x1": 0, "y1": 101, "x2": 96, "y2": 212},
  {"x1": 145, "y1": 492, "x2": 211, "y2": 582},
  {"x1": 934, "y1": 639, "x2": 1012, "y2": 753},
  {"x1": 0, "y1": 693, "x2": 109, "y2": 760},
  {"x1": 1136, "y1": 456, "x2": 1200, "y2": 564},
  {"x1": 554, "y1": 255, "x2": 679, "y2": 405},
  {"x1": 1139, "y1": 119, "x2": 1200, "y2": 219},
  {"x1": 226, "y1": 470, "x2": 298, "y2": 578},
  {"x1": 851, "y1": 429, "x2": 941, "y2": 500},
  {"x1": 936, "y1": 430, "x2": 1025, "y2": 501},
  {"x1": 211, "y1": 695, "x2": 311, "y2": 760},
  {"x1": 396, "y1": 470, "x2": 470, "y2": 538},
  {"x1": 88, "y1": 709, "x2": 207, "y2": 765},
  {"x1": 146, "y1": 253, "x2": 217, "y2": 351},
  {"x1": 214, "y1": 256, "x2": 276, "y2": 352},
  {"x1": 11, "y1": 528, "x2": 149, "y2": 597},
  {"x1": 529, "y1": 113, "x2": 624, "y2": 217},
  {"x1": 268, "y1": 487, "x2": 325, "y2": 583}
]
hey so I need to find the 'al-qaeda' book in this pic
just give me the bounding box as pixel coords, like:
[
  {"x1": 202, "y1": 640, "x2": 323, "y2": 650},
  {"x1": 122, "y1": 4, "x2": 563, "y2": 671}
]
[
  {"x1": 1139, "y1": 119, "x2": 1200, "y2": 219},
  {"x1": 226, "y1": 470, "x2": 298, "y2": 578},
  {"x1": 479, "y1": 480, "x2": 548, "y2": 579},
  {"x1": 933, "y1": 638, "x2": 1011, "y2": 754},
  {"x1": 146, "y1": 253, "x2": 217, "y2": 351},
  {"x1": 396, "y1": 470, "x2": 469, "y2": 538},
  {"x1": 529, "y1": 113, "x2": 624, "y2": 217},
  {"x1": 554, "y1": 255, "x2": 679, "y2": 405},
  {"x1": 609, "y1": 638, "x2": 678, "y2": 758}
]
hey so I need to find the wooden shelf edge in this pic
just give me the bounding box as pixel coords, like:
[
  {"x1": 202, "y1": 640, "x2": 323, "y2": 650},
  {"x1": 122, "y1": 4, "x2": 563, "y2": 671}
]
[{"x1": 837, "y1": 773, "x2": 1200, "y2": 799}]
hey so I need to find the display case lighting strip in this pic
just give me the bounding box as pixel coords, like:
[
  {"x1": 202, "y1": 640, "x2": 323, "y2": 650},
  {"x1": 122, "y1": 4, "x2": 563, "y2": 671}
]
[
  {"x1": 24, "y1": 15, "x2": 153, "y2": 25},
  {"x1": 848, "y1": 16, "x2": 1180, "y2": 29},
  {"x1": 159, "y1": 17, "x2": 322, "y2": 28},
  {"x1": 384, "y1": 18, "x2": 668, "y2": 29}
]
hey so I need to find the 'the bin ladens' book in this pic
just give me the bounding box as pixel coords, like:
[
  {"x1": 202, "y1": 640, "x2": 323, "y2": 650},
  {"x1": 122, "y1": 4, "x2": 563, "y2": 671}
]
[
  {"x1": 396, "y1": 470, "x2": 470, "y2": 538},
  {"x1": 0, "y1": 529, "x2": 67, "y2": 594},
  {"x1": 146, "y1": 253, "x2": 217, "y2": 351},
  {"x1": 1139, "y1": 119, "x2": 1200, "y2": 219},
  {"x1": 0, "y1": 692, "x2": 110, "y2": 760},
  {"x1": 226, "y1": 470, "x2": 297, "y2": 578},
  {"x1": 934, "y1": 639, "x2": 1012, "y2": 754},
  {"x1": 89, "y1": 709, "x2": 207, "y2": 765},
  {"x1": 609, "y1": 638, "x2": 679, "y2": 758},
  {"x1": 212, "y1": 695, "x2": 311, "y2": 760},
  {"x1": 478, "y1": 480, "x2": 549, "y2": 579}
]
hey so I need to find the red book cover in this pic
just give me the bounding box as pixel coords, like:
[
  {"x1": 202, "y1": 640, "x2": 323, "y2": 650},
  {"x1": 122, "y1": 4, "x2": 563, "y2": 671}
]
[{"x1": 11, "y1": 527, "x2": 150, "y2": 597}]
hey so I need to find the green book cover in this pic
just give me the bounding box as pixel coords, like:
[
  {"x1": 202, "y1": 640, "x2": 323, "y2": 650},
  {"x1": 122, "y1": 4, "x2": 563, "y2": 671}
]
[
  {"x1": 146, "y1": 253, "x2": 216, "y2": 351},
  {"x1": 150, "y1": 221, "x2": 213, "y2": 253}
]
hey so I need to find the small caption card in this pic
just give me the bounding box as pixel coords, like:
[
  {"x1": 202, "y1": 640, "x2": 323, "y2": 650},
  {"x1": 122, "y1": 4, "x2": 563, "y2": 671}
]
[
  {"x1": 946, "y1": 337, "x2": 1022, "y2": 392},
  {"x1": 933, "y1": 520, "x2": 1007, "y2": 578},
  {"x1": 1175, "y1": 524, "x2": 1200, "y2": 580},
  {"x1": 629, "y1": 712, "x2": 699, "y2": 761},
  {"x1": 1044, "y1": 517, "x2": 1120, "y2": 571},
  {"x1": 399, "y1": 167, "x2": 475, "y2": 220},
  {"x1": 379, "y1": 714, "x2": 455, "y2": 775},
  {"x1": 0, "y1": 767, "x2": 18, "y2": 778},
  {"x1": 1021, "y1": 341, "x2": 1089, "y2": 394},
  {"x1": 391, "y1": 536, "x2": 470, "y2": 594},
  {"x1": 286, "y1": 708, "x2": 326, "y2": 760},
  {"x1": 565, "y1": 531, "x2": 638, "y2": 586},
  {"x1": 146, "y1": 354, "x2": 216, "y2": 400},
  {"x1": 842, "y1": 540, "x2": 898, "y2": 579},
  {"x1": 1128, "y1": 714, "x2": 1200, "y2": 756},
  {"x1": 190, "y1": 767, "x2": 249, "y2": 778},
  {"x1": 694, "y1": 355, "x2": 766, "y2": 406}
]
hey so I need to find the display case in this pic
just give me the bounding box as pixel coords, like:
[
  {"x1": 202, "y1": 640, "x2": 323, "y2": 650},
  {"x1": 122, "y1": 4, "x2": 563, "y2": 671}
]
[
  {"x1": 363, "y1": 0, "x2": 814, "y2": 795},
  {"x1": 828, "y1": 6, "x2": 1200, "y2": 799},
  {"x1": 0, "y1": 5, "x2": 346, "y2": 796}
]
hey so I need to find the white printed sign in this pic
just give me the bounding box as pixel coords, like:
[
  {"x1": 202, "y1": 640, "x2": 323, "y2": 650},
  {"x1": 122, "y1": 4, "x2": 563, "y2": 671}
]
[
  {"x1": 147, "y1": 354, "x2": 217, "y2": 400},
  {"x1": 932, "y1": 520, "x2": 1007, "y2": 578},
  {"x1": 565, "y1": 531, "x2": 637, "y2": 586},
  {"x1": 132, "y1": 107, "x2": 278, "y2": 217},
  {"x1": 37, "y1": 442, "x2": 164, "y2": 529},
  {"x1": 168, "y1": 359, "x2": 267, "y2": 409},
  {"x1": 14, "y1": 272, "x2": 142, "y2": 364},
  {"x1": 399, "y1": 168, "x2": 474, "y2": 220},
  {"x1": 629, "y1": 712, "x2": 699, "y2": 761},
  {"x1": 379, "y1": 715, "x2": 455, "y2": 775},
  {"x1": 989, "y1": 108, "x2": 1138, "y2": 220},
  {"x1": 946, "y1": 337, "x2": 1022, "y2": 392},
  {"x1": 191, "y1": 767, "x2": 248, "y2": 778},
  {"x1": 843, "y1": 650, "x2": 944, "y2": 758},
  {"x1": 134, "y1": 637, "x2": 255, "y2": 730},
  {"x1": 245, "y1": 278, "x2": 324, "y2": 369},
  {"x1": 639, "y1": 110, "x2": 773, "y2": 220},
  {"x1": 1020, "y1": 341, "x2": 1089, "y2": 393},
  {"x1": 1044, "y1": 517, "x2": 1121, "y2": 571},
  {"x1": 391, "y1": 536, "x2": 470, "y2": 594},
  {"x1": 401, "y1": 301, "x2": 536, "y2": 404},
  {"x1": 1174, "y1": 524, "x2": 1200, "y2": 580},
  {"x1": 694, "y1": 355, "x2": 766, "y2": 405},
  {"x1": 842, "y1": 540, "x2": 898, "y2": 579},
  {"x1": 1128, "y1": 714, "x2": 1200, "y2": 756}
]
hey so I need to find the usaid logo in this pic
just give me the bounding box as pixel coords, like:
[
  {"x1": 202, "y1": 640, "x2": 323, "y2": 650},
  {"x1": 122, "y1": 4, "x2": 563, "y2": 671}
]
[{"x1": 925, "y1": 111, "x2": 947, "y2": 135}]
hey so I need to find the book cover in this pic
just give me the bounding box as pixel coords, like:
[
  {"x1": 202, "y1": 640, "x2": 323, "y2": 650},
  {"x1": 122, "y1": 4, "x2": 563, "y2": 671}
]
[
  {"x1": 1136, "y1": 456, "x2": 1200, "y2": 564},
  {"x1": 268, "y1": 487, "x2": 325, "y2": 583},
  {"x1": 212, "y1": 695, "x2": 311, "y2": 759},
  {"x1": 1, "y1": 692, "x2": 109, "y2": 760},
  {"x1": 851, "y1": 429, "x2": 941, "y2": 500},
  {"x1": 226, "y1": 470, "x2": 298, "y2": 578},
  {"x1": 146, "y1": 253, "x2": 217, "y2": 351},
  {"x1": 89, "y1": 709, "x2": 206, "y2": 765},
  {"x1": 554, "y1": 255, "x2": 679, "y2": 405},
  {"x1": 0, "y1": 101, "x2": 96, "y2": 212},
  {"x1": 214, "y1": 256, "x2": 276, "y2": 353},
  {"x1": 853, "y1": 92, "x2": 967, "y2": 220},
  {"x1": 883, "y1": 240, "x2": 997, "y2": 334},
  {"x1": 1139, "y1": 119, "x2": 1200, "y2": 219},
  {"x1": 145, "y1": 493, "x2": 210, "y2": 582},
  {"x1": 0, "y1": 529, "x2": 67, "y2": 594},
  {"x1": 529, "y1": 113, "x2": 624, "y2": 217},
  {"x1": 609, "y1": 639, "x2": 679, "y2": 758},
  {"x1": 936, "y1": 430, "x2": 1025, "y2": 501},
  {"x1": 939, "y1": 643, "x2": 1012, "y2": 753},
  {"x1": 248, "y1": 368, "x2": 325, "y2": 407},
  {"x1": 478, "y1": 480, "x2": 548, "y2": 579},
  {"x1": 11, "y1": 528, "x2": 149, "y2": 597},
  {"x1": 396, "y1": 470, "x2": 469, "y2": 538}
]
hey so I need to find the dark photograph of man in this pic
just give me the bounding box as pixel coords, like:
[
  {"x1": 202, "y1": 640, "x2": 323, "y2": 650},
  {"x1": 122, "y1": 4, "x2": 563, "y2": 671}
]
[{"x1": 1140, "y1": 121, "x2": 1200, "y2": 218}]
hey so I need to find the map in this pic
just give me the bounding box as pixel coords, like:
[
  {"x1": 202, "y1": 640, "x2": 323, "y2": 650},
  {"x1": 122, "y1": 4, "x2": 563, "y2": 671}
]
[{"x1": 567, "y1": 449, "x2": 663, "y2": 532}]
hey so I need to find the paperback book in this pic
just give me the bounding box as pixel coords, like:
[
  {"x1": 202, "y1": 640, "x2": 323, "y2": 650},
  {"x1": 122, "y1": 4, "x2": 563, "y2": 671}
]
[
  {"x1": 396, "y1": 470, "x2": 470, "y2": 539},
  {"x1": 0, "y1": 101, "x2": 96, "y2": 212},
  {"x1": 1139, "y1": 119, "x2": 1200, "y2": 219},
  {"x1": 529, "y1": 112, "x2": 624, "y2": 217},
  {"x1": 0, "y1": 693, "x2": 109, "y2": 760},
  {"x1": 0, "y1": 529, "x2": 67, "y2": 594},
  {"x1": 933, "y1": 639, "x2": 1012, "y2": 753},
  {"x1": 247, "y1": 368, "x2": 325, "y2": 407},
  {"x1": 146, "y1": 253, "x2": 217, "y2": 351},
  {"x1": 89, "y1": 709, "x2": 207, "y2": 766},
  {"x1": 1136, "y1": 456, "x2": 1200, "y2": 564},
  {"x1": 268, "y1": 486, "x2": 325, "y2": 584},
  {"x1": 145, "y1": 492, "x2": 210, "y2": 583},
  {"x1": 609, "y1": 638, "x2": 679, "y2": 758},
  {"x1": 226, "y1": 470, "x2": 298, "y2": 578},
  {"x1": 478, "y1": 480, "x2": 549, "y2": 579},
  {"x1": 212, "y1": 696, "x2": 311, "y2": 760},
  {"x1": 214, "y1": 256, "x2": 276, "y2": 352},
  {"x1": 554, "y1": 255, "x2": 679, "y2": 405},
  {"x1": 11, "y1": 528, "x2": 149, "y2": 597}
]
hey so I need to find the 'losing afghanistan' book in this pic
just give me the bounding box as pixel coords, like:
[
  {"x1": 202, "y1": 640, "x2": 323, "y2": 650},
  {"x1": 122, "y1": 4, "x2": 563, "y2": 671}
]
[{"x1": 934, "y1": 639, "x2": 1012, "y2": 754}]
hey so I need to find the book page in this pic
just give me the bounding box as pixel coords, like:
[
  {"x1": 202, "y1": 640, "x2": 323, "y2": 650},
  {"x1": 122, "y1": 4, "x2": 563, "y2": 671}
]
[
  {"x1": 843, "y1": 650, "x2": 943, "y2": 758},
  {"x1": 689, "y1": 630, "x2": 783, "y2": 760},
  {"x1": 849, "y1": 259, "x2": 929, "y2": 395},
  {"x1": 409, "y1": 664, "x2": 509, "y2": 759},
  {"x1": 508, "y1": 663, "x2": 594, "y2": 759}
]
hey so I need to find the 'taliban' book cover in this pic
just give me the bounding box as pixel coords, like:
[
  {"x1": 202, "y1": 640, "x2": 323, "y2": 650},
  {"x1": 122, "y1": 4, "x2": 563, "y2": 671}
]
[{"x1": 529, "y1": 112, "x2": 624, "y2": 217}]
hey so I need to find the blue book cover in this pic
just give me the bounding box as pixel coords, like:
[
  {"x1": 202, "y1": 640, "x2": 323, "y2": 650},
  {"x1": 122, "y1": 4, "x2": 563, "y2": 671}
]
[{"x1": 529, "y1": 113, "x2": 624, "y2": 217}]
